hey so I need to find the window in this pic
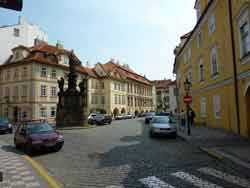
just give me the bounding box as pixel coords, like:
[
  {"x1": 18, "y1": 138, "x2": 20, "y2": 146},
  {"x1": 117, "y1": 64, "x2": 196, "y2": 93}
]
[
  {"x1": 100, "y1": 81, "x2": 104, "y2": 89},
  {"x1": 91, "y1": 95, "x2": 98, "y2": 105},
  {"x1": 21, "y1": 85, "x2": 27, "y2": 97},
  {"x1": 15, "y1": 51, "x2": 22, "y2": 60},
  {"x1": 14, "y1": 86, "x2": 19, "y2": 98},
  {"x1": 210, "y1": 47, "x2": 219, "y2": 76},
  {"x1": 6, "y1": 70, "x2": 10, "y2": 81},
  {"x1": 5, "y1": 87, "x2": 9, "y2": 97},
  {"x1": 101, "y1": 96, "x2": 105, "y2": 104},
  {"x1": 209, "y1": 14, "x2": 216, "y2": 34},
  {"x1": 51, "y1": 87, "x2": 57, "y2": 97},
  {"x1": 22, "y1": 67, "x2": 27, "y2": 78},
  {"x1": 40, "y1": 85, "x2": 47, "y2": 97},
  {"x1": 51, "y1": 107, "x2": 56, "y2": 117},
  {"x1": 40, "y1": 107, "x2": 47, "y2": 118},
  {"x1": 51, "y1": 70, "x2": 57, "y2": 79},
  {"x1": 63, "y1": 55, "x2": 69, "y2": 64},
  {"x1": 188, "y1": 48, "x2": 192, "y2": 60},
  {"x1": 238, "y1": 8, "x2": 250, "y2": 58},
  {"x1": 197, "y1": 32, "x2": 202, "y2": 48},
  {"x1": 114, "y1": 95, "x2": 117, "y2": 104},
  {"x1": 13, "y1": 28, "x2": 20, "y2": 37},
  {"x1": 14, "y1": 68, "x2": 19, "y2": 79},
  {"x1": 198, "y1": 59, "x2": 204, "y2": 81},
  {"x1": 40, "y1": 67, "x2": 47, "y2": 77},
  {"x1": 187, "y1": 69, "x2": 192, "y2": 84},
  {"x1": 213, "y1": 95, "x2": 221, "y2": 118},
  {"x1": 91, "y1": 80, "x2": 95, "y2": 89},
  {"x1": 200, "y1": 97, "x2": 207, "y2": 117}
]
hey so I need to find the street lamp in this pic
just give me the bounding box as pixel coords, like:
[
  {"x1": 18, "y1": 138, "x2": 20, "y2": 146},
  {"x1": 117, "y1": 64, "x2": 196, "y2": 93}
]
[{"x1": 184, "y1": 78, "x2": 191, "y2": 136}]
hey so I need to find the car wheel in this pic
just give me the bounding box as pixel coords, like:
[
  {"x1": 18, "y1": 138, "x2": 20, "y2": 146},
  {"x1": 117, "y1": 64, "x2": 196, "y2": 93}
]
[
  {"x1": 9, "y1": 129, "x2": 13, "y2": 134},
  {"x1": 172, "y1": 133, "x2": 177, "y2": 139},
  {"x1": 149, "y1": 131, "x2": 154, "y2": 138},
  {"x1": 54, "y1": 143, "x2": 63, "y2": 152},
  {"x1": 24, "y1": 144, "x2": 32, "y2": 155}
]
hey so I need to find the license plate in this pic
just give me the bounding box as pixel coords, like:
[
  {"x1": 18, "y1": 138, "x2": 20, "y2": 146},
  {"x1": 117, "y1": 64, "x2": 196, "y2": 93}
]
[{"x1": 45, "y1": 142, "x2": 56, "y2": 147}]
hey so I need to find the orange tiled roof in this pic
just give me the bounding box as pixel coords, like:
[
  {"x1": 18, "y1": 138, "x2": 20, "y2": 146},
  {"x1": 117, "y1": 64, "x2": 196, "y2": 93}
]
[
  {"x1": 153, "y1": 80, "x2": 175, "y2": 88},
  {"x1": 102, "y1": 61, "x2": 151, "y2": 85}
]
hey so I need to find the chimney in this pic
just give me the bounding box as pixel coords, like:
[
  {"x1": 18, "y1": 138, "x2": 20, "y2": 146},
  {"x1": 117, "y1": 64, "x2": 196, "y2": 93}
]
[
  {"x1": 18, "y1": 16, "x2": 28, "y2": 25},
  {"x1": 56, "y1": 41, "x2": 64, "y2": 49}
]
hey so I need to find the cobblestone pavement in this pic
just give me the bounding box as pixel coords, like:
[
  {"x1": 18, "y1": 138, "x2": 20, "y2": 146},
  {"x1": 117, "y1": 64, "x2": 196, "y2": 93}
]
[
  {"x1": 0, "y1": 143, "x2": 50, "y2": 188},
  {"x1": 1, "y1": 119, "x2": 250, "y2": 188}
]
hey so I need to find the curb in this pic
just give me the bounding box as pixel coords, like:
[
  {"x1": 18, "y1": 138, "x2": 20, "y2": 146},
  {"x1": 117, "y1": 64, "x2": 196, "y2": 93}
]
[
  {"x1": 199, "y1": 147, "x2": 224, "y2": 160},
  {"x1": 24, "y1": 155, "x2": 60, "y2": 188}
]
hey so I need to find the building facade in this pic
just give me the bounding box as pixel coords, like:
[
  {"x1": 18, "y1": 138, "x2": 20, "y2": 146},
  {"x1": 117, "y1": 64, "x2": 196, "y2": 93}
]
[
  {"x1": 174, "y1": 0, "x2": 250, "y2": 137},
  {"x1": 153, "y1": 80, "x2": 177, "y2": 114},
  {"x1": 0, "y1": 43, "x2": 155, "y2": 122},
  {"x1": 0, "y1": 16, "x2": 48, "y2": 64}
]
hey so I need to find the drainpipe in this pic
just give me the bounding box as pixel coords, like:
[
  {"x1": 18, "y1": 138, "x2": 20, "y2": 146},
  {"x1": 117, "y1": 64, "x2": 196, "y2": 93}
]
[{"x1": 228, "y1": 0, "x2": 241, "y2": 135}]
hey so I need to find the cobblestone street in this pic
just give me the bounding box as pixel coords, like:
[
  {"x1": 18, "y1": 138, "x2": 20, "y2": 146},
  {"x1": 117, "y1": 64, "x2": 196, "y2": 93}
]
[{"x1": 1, "y1": 119, "x2": 250, "y2": 188}]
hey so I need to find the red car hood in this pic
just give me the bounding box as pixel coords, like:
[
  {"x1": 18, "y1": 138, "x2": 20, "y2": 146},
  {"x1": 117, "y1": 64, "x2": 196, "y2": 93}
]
[{"x1": 29, "y1": 132, "x2": 59, "y2": 141}]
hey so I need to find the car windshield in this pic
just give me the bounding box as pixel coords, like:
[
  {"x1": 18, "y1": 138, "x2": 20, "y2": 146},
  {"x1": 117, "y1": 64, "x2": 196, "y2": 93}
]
[
  {"x1": 0, "y1": 118, "x2": 9, "y2": 124},
  {"x1": 152, "y1": 117, "x2": 169, "y2": 124},
  {"x1": 26, "y1": 123, "x2": 54, "y2": 134}
]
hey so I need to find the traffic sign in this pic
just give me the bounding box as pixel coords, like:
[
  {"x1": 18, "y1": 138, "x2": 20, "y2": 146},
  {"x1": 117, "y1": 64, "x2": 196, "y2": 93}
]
[
  {"x1": 183, "y1": 95, "x2": 192, "y2": 104},
  {"x1": 0, "y1": 0, "x2": 23, "y2": 11}
]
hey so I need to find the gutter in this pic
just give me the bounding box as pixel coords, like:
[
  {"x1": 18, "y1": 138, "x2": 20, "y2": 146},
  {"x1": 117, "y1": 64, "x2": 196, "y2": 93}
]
[{"x1": 228, "y1": 0, "x2": 241, "y2": 135}]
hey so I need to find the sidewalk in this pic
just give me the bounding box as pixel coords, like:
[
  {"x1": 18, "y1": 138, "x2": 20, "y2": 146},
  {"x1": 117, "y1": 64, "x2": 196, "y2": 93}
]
[
  {"x1": 177, "y1": 125, "x2": 250, "y2": 168},
  {"x1": 0, "y1": 142, "x2": 52, "y2": 188}
]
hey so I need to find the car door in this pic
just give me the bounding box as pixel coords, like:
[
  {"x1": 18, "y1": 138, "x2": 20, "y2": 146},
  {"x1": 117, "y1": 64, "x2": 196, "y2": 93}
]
[{"x1": 16, "y1": 124, "x2": 27, "y2": 145}]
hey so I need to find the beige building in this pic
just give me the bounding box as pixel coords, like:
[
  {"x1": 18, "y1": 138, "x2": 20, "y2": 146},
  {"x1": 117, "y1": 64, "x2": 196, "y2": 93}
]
[
  {"x1": 0, "y1": 42, "x2": 155, "y2": 122},
  {"x1": 153, "y1": 80, "x2": 177, "y2": 114}
]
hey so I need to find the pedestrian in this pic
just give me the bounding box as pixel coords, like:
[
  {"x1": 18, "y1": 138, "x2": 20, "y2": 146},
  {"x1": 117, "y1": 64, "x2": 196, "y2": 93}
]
[
  {"x1": 180, "y1": 110, "x2": 186, "y2": 130},
  {"x1": 188, "y1": 108, "x2": 196, "y2": 127}
]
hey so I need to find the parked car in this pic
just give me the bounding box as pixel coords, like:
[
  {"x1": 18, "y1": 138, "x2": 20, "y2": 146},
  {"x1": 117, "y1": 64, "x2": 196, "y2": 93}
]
[
  {"x1": 0, "y1": 117, "x2": 13, "y2": 134},
  {"x1": 115, "y1": 114, "x2": 124, "y2": 120},
  {"x1": 125, "y1": 113, "x2": 135, "y2": 119},
  {"x1": 149, "y1": 116, "x2": 177, "y2": 138},
  {"x1": 155, "y1": 112, "x2": 169, "y2": 116},
  {"x1": 145, "y1": 112, "x2": 156, "y2": 124},
  {"x1": 14, "y1": 121, "x2": 64, "y2": 154},
  {"x1": 88, "y1": 114, "x2": 112, "y2": 125},
  {"x1": 88, "y1": 113, "x2": 99, "y2": 121}
]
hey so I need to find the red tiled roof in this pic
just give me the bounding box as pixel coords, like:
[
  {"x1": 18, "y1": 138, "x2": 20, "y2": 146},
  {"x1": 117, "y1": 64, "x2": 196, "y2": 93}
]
[
  {"x1": 102, "y1": 61, "x2": 151, "y2": 85},
  {"x1": 153, "y1": 80, "x2": 175, "y2": 88}
]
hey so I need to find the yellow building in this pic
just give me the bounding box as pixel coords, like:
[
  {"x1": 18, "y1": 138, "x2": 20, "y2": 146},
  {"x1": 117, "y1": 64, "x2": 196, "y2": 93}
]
[{"x1": 174, "y1": 0, "x2": 250, "y2": 137}]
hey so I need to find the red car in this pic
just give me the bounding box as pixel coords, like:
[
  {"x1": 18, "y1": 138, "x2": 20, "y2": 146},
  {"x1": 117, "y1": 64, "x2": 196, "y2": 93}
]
[{"x1": 14, "y1": 121, "x2": 64, "y2": 154}]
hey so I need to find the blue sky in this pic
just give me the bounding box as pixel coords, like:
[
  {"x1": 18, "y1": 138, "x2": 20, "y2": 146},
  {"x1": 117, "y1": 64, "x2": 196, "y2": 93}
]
[{"x1": 0, "y1": 0, "x2": 196, "y2": 80}]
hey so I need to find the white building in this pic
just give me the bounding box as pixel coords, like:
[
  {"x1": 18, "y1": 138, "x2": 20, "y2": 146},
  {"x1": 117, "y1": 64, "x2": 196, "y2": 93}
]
[{"x1": 0, "y1": 16, "x2": 48, "y2": 64}]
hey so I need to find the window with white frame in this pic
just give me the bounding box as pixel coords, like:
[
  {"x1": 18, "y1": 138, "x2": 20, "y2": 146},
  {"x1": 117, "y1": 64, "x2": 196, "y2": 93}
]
[
  {"x1": 200, "y1": 97, "x2": 207, "y2": 117},
  {"x1": 238, "y1": 9, "x2": 250, "y2": 58},
  {"x1": 51, "y1": 69, "x2": 57, "y2": 79},
  {"x1": 14, "y1": 86, "x2": 18, "y2": 98},
  {"x1": 21, "y1": 85, "x2": 27, "y2": 97},
  {"x1": 6, "y1": 70, "x2": 10, "y2": 81},
  {"x1": 188, "y1": 48, "x2": 192, "y2": 60},
  {"x1": 198, "y1": 58, "x2": 204, "y2": 81},
  {"x1": 22, "y1": 67, "x2": 28, "y2": 78},
  {"x1": 51, "y1": 107, "x2": 56, "y2": 117},
  {"x1": 14, "y1": 68, "x2": 19, "y2": 79},
  {"x1": 114, "y1": 94, "x2": 117, "y2": 104},
  {"x1": 51, "y1": 87, "x2": 57, "y2": 97},
  {"x1": 40, "y1": 107, "x2": 47, "y2": 118},
  {"x1": 5, "y1": 87, "x2": 9, "y2": 97},
  {"x1": 40, "y1": 85, "x2": 47, "y2": 96},
  {"x1": 210, "y1": 46, "x2": 219, "y2": 76},
  {"x1": 196, "y1": 2, "x2": 201, "y2": 21},
  {"x1": 197, "y1": 31, "x2": 202, "y2": 48},
  {"x1": 91, "y1": 95, "x2": 98, "y2": 105},
  {"x1": 40, "y1": 67, "x2": 47, "y2": 77},
  {"x1": 101, "y1": 96, "x2": 105, "y2": 104},
  {"x1": 208, "y1": 14, "x2": 216, "y2": 34},
  {"x1": 213, "y1": 95, "x2": 221, "y2": 118}
]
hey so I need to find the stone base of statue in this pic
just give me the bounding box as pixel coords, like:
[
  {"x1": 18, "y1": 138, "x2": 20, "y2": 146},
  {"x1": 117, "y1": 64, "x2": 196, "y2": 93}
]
[{"x1": 56, "y1": 52, "x2": 88, "y2": 128}]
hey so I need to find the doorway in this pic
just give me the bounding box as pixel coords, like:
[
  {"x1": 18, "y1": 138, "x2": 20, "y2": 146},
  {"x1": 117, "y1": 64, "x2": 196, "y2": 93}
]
[
  {"x1": 246, "y1": 86, "x2": 250, "y2": 136},
  {"x1": 13, "y1": 106, "x2": 18, "y2": 122}
]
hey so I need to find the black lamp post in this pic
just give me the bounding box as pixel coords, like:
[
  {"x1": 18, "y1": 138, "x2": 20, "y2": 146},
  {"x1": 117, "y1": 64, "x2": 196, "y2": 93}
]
[{"x1": 184, "y1": 78, "x2": 191, "y2": 136}]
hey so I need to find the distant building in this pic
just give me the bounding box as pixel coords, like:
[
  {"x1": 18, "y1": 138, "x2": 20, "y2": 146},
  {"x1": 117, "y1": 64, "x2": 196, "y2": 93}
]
[
  {"x1": 0, "y1": 42, "x2": 156, "y2": 122},
  {"x1": 0, "y1": 16, "x2": 48, "y2": 64},
  {"x1": 153, "y1": 80, "x2": 177, "y2": 114}
]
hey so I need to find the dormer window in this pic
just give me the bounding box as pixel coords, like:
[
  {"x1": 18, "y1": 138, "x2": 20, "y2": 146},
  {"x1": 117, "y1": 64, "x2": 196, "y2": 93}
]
[
  {"x1": 14, "y1": 50, "x2": 23, "y2": 61},
  {"x1": 63, "y1": 55, "x2": 69, "y2": 64}
]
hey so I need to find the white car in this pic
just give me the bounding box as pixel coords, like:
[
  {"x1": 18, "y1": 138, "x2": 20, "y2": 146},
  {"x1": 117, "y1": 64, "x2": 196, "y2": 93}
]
[{"x1": 149, "y1": 116, "x2": 177, "y2": 138}]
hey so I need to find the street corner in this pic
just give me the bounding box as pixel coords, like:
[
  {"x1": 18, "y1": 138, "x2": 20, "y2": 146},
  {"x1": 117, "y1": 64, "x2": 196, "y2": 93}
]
[{"x1": 0, "y1": 144, "x2": 59, "y2": 188}]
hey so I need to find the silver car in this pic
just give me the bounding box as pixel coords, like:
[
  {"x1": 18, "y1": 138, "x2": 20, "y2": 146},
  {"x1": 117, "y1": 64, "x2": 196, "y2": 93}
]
[{"x1": 149, "y1": 116, "x2": 177, "y2": 138}]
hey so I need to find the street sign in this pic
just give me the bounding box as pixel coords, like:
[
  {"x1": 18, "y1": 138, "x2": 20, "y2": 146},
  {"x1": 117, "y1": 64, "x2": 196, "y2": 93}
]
[
  {"x1": 0, "y1": 0, "x2": 22, "y2": 11},
  {"x1": 183, "y1": 95, "x2": 192, "y2": 104}
]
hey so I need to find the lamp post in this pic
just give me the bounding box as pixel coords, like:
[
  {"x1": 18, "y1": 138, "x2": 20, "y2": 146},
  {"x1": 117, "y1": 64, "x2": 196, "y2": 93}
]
[{"x1": 184, "y1": 78, "x2": 191, "y2": 136}]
